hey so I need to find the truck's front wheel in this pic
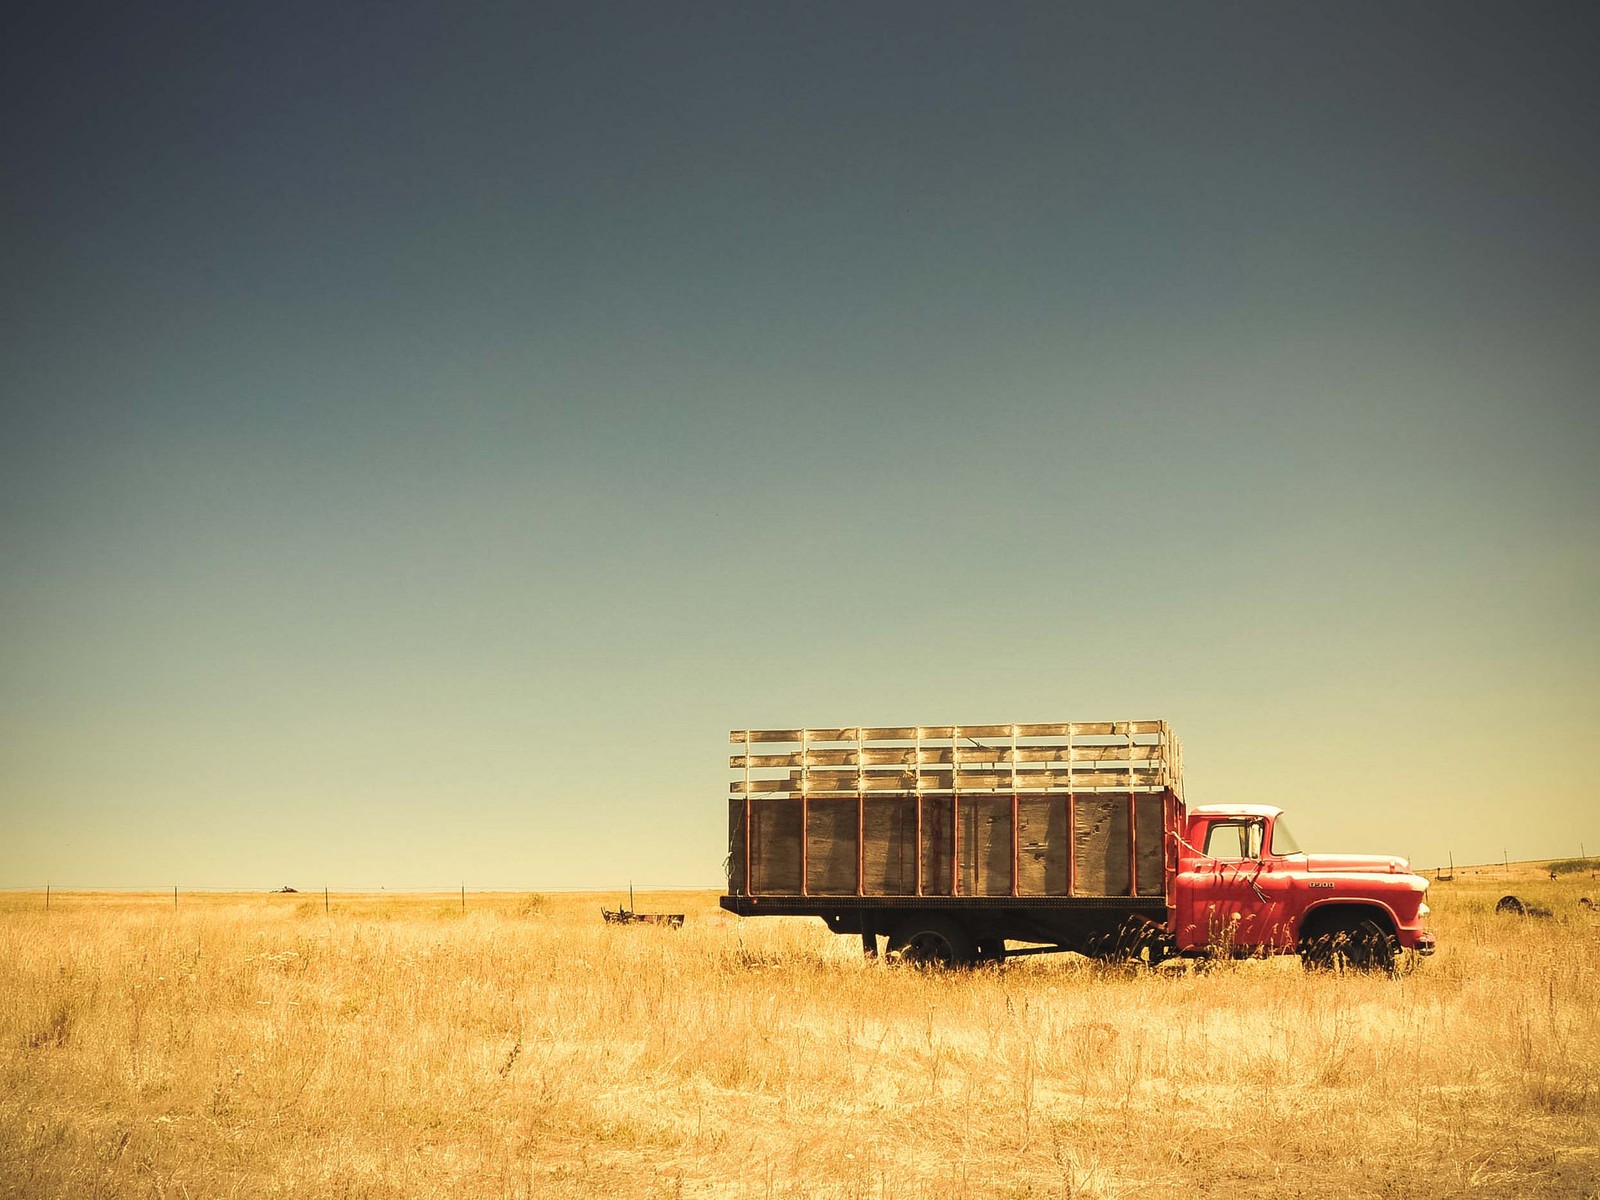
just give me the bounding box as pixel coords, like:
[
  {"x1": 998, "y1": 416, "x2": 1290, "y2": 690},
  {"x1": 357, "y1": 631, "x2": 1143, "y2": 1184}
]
[
  {"x1": 888, "y1": 916, "x2": 977, "y2": 969},
  {"x1": 1301, "y1": 916, "x2": 1398, "y2": 974}
]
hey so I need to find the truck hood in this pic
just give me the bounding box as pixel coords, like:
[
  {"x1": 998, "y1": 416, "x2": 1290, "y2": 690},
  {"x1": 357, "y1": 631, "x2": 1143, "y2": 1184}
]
[{"x1": 1303, "y1": 853, "x2": 1410, "y2": 874}]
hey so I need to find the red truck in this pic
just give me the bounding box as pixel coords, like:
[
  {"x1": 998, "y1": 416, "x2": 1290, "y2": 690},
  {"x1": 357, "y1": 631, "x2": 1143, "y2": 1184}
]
[{"x1": 720, "y1": 722, "x2": 1435, "y2": 971}]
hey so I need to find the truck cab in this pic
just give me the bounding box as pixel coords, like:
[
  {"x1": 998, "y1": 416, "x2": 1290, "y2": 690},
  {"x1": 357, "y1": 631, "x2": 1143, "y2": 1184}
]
[{"x1": 1174, "y1": 804, "x2": 1435, "y2": 968}]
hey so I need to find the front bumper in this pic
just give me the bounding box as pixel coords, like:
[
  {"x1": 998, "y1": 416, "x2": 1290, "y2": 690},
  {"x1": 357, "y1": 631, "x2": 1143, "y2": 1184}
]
[{"x1": 1408, "y1": 930, "x2": 1436, "y2": 956}]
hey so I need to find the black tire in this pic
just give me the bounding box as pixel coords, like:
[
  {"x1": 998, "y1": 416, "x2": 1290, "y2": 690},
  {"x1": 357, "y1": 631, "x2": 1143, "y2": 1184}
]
[
  {"x1": 973, "y1": 936, "x2": 1006, "y2": 966},
  {"x1": 1301, "y1": 916, "x2": 1398, "y2": 975},
  {"x1": 888, "y1": 916, "x2": 978, "y2": 969},
  {"x1": 1496, "y1": 895, "x2": 1526, "y2": 916},
  {"x1": 1345, "y1": 919, "x2": 1399, "y2": 973}
]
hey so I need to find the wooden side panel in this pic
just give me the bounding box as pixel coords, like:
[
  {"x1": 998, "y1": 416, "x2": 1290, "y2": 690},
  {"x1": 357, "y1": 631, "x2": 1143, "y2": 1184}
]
[
  {"x1": 862, "y1": 797, "x2": 917, "y2": 895},
  {"x1": 1017, "y1": 796, "x2": 1068, "y2": 895},
  {"x1": 750, "y1": 799, "x2": 801, "y2": 894},
  {"x1": 1135, "y1": 793, "x2": 1165, "y2": 897},
  {"x1": 959, "y1": 797, "x2": 1013, "y2": 897},
  {"x1": 920, "y1": 796, "x2": 954, "y2": 895},
  {"x1": 727, "y1": 800, "x2": 747, "y2": 893},
  {"x1": 1073, "y1": 795, "x2": 1132, "y2": 896},
  {"x1": 805, "y1": 798, "x2": 858, "y2": 896}
]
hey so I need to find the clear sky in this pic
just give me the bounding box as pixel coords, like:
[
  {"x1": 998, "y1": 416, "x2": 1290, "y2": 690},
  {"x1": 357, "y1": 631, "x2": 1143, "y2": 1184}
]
[{"x1": 3, "y1": 2, "x2": 1596, "y2": 888}]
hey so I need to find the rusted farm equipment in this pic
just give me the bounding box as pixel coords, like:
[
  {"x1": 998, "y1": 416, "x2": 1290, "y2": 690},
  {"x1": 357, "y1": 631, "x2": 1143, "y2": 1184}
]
[{"x1": 602, "y1": 885, "x2": 684, "y2": 929}]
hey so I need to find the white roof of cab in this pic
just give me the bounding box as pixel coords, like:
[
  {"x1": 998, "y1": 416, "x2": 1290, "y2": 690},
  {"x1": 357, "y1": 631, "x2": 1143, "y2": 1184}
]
[{"x1": 1189, "y1": 804, "x2": 1284, "y2": 819}]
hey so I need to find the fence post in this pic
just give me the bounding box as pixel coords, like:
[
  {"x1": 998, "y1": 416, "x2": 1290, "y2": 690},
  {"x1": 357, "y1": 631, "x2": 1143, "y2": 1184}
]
[
  {"x1": 324, "y1": 886, "x2": 329, "y2": 915},
  {"x1": 174, "y1": 885, "x2": 178, "y2": 909}
]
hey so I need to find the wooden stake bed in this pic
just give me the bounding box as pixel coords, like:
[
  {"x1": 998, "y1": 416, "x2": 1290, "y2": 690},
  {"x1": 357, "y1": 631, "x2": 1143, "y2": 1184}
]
[{"x1": 726, "y1": 722, "x2": 1183, "y2": 901}]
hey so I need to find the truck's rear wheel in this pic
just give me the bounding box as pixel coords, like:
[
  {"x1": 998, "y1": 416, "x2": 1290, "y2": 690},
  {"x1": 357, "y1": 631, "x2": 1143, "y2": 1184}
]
[{"x1": 888, "y1": 916, "x2": 977, "y2": 969}]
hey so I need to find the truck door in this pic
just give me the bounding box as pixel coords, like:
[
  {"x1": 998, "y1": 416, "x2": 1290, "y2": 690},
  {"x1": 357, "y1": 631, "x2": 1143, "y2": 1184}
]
[{"x1": 1187, "y1": 818, "x2": 1294, "y2": 952}]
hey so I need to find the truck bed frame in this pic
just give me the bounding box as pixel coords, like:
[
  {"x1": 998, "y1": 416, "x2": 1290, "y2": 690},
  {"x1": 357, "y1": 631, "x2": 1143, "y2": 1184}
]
[{"x1": 723, "y1": 722, "x2": 1184, "y2": 956}]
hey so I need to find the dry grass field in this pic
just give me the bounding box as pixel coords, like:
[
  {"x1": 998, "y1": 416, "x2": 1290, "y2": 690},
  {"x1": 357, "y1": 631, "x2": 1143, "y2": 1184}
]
[{"x1": 2, "y1": 867, "x2": 1597, "y2": 1199}]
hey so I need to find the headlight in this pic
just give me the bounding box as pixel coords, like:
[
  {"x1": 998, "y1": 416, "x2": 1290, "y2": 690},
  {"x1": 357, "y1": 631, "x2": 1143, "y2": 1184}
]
[{"x1": 1418, "y1": 903, "x2": 1430, "y2": 918}]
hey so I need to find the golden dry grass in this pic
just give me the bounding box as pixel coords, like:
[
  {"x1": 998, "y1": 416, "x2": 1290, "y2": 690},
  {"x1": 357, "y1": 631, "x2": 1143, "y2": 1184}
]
[{"x1": 2, "y1": 868, "x2": 1597, "y2": 1199}]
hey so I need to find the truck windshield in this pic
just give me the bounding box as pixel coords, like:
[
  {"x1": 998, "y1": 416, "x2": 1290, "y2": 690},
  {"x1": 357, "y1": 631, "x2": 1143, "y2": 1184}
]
[{"x1": 1270, "y1": 817, "x2": 1302, "y2": 856}]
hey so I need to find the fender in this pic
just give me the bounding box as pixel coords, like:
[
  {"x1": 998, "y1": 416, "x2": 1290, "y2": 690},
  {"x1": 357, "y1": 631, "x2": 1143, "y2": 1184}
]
[{"x1": 1296, "y1": 897, "x2": 1402, "y2": 938}]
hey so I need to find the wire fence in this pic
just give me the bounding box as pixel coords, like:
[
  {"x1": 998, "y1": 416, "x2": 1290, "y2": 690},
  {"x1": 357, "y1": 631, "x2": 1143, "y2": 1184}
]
[{"x1": 3, "y1": 882, "x2": 724, "y2": 917}]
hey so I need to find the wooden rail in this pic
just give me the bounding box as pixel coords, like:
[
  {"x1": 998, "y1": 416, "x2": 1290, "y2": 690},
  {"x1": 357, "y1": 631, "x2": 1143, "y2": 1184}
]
[{"x1": 730, "y1": 722, "x2": 1180, "y2": 796}]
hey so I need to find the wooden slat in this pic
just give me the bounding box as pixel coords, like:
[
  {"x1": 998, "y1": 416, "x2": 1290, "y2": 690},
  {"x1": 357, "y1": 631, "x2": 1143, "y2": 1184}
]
[
  {"x1": 730, "y1": 748, "x2": 913, "y2": 768},
  {"x1": 954, "y1": 722, "x2": 1161, "y2": 739},
  {"x1": 851, "y1": 764, "x2": 1157, "y2": 779},
  {"x1": 788, "y1": 764, "x2": 1164, "y2": 782},
  {"x1": 727, "y1": 799, "x2": 747, "y2": 893},
  {"x1": 920, "y1": 796, "x2": 953, "y2": 895},
  {"x1": 1074, "y1": 795, "x2": 1132, "y2": 897},
  {"x1": 731, "y1": 721, "x2": 1168, "y2": 744},
  {"x1": 749, "y1": 799, "x2": 801, "y2": 894},
  {"x1": 959, "y1": 796, "x2": 1013, "y2": 897},
  {"x1": 1017, "y1": 796, "x2": 1069, "y2": 896},
  {"x1": 948, "y1": 744, "x2": 1168, "y2": 764},
  {"x1": 956, "y1": 724, "x2": 1025, "y2": 739},
  {"x1": 967, "y1": 768, "x2": 1161, "y2": 790},
  {"x1": 1135, "y1": 793, "x2": 1165, "y2": 898},
  {"x1": 732, "y1": 768, "x2": 1165, "y2": 794},
  {"x1": 1012, "y1": 721, "x2": 1166, "y2": 737},
  {"x1": 732, "y1": 727, "x2": 870, "y2": 744},
  {"x1": 730, "y1": 743, "x2": 1168, "y2": 769},
  {"x1": 805, "y1": 798, "x2": 858, "y2": 896},
  {"x1": 862, "y1": 797, "x2": 918, "y2": 895},
  {"x1": 1069, "y1": 743, "x2": 1164, "y2": 761},
  {"x1": 955, "y1": 743, "x2": 1169, "y2": 763},
  {"x1": 1009, "y1": 723, "x2": 1071, "y2": 738}
]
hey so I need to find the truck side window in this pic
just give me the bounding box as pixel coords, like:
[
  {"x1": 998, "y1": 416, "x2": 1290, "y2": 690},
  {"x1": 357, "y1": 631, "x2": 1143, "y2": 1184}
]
[
  {"x1": 1204, "y1": 820, "x2": 1264, "y2": 860},
  {"x1": 1205, "y1": 821, "x2": 1246, "y2": 859}
]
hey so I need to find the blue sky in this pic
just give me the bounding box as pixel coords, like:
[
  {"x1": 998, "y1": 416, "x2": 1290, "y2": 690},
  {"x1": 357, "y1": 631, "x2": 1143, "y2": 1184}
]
[{"x1": 3, "y1": 2, "x2": 1596, "y2": 887}]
